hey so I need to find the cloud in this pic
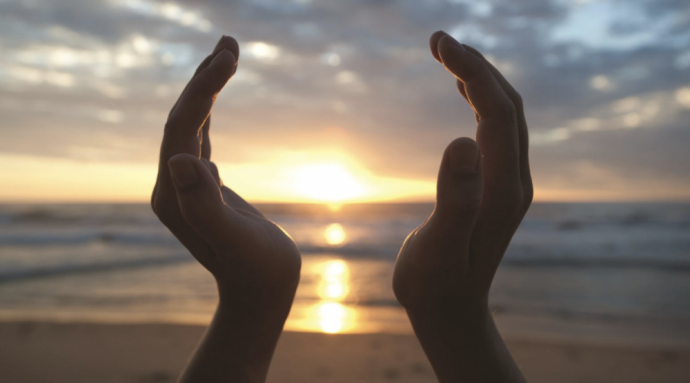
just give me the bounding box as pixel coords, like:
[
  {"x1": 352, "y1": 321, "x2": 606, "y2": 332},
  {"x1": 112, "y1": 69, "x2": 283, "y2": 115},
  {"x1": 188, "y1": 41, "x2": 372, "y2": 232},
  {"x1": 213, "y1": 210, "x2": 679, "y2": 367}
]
[{"x1": 0, "y1": 0, "x2": 689, "y2": 200}]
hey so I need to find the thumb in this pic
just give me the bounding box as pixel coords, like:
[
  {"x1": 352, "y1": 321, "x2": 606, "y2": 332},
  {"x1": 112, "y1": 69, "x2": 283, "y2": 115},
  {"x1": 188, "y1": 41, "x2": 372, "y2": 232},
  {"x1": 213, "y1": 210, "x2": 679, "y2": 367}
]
[
  {"x1": 431, "y1": 137, "x2": 483, "y2": 236},
  {"x1": 168, "y1": 153, "x2": 245, "y2": 249}
]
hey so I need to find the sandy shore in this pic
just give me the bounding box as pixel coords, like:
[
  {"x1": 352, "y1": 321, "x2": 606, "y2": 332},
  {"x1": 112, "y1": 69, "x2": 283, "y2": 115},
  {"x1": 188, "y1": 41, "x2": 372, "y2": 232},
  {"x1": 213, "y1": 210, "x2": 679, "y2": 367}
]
[{"x1": 0, "y1": 321, "x2": 688, "y2": 383}]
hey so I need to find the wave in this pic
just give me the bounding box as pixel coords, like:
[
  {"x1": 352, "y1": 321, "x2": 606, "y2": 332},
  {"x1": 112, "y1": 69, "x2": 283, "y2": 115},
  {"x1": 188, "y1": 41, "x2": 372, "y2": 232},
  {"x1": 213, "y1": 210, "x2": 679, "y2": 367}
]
[
  {"x1": 0, "y1": 255, "x2": 193, "y2": 284},
  {"x1": 500, "y1": 256, "x2": 690, "y2": 271},
  {"x1": 2, "y1": 203, "x2": 690, "y2": 227},
  {"x1": 0, "y1": 231, "x2": 178, "y2": 247}
]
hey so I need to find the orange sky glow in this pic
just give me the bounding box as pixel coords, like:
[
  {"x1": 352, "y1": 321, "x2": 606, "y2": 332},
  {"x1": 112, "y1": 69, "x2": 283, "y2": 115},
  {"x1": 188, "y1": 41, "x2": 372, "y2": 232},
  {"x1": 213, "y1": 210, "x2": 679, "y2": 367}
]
[{"x1": 4, "y1": 151, "x2": 688, "y2": 204}]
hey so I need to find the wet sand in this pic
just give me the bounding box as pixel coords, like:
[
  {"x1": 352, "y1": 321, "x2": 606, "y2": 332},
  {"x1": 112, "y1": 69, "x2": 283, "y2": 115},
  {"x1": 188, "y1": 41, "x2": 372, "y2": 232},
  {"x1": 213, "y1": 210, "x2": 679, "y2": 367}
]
[{"x1": 0, "y1": 321, "x2": 688, "y2": 383}]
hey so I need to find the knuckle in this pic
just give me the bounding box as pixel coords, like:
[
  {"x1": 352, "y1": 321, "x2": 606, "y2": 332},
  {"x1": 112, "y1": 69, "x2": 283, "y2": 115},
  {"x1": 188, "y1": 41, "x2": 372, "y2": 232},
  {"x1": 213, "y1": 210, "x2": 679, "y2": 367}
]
[
  {"x1": 483, "y1": 99, "x2": 517, "y2": 123},
  {"x1": 497, "y1": 99, "x2": 518, "y2": 120}
]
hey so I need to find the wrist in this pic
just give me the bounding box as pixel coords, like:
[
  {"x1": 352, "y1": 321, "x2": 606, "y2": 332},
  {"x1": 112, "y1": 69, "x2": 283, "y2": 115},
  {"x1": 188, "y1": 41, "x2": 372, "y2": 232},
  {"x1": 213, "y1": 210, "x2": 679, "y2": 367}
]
[
  {"x1": 406, "y1": 299, "x2": 492, "y2": 332},
  {"x1": 216, "y1": 280, "x2": 296, "y2": 322}
]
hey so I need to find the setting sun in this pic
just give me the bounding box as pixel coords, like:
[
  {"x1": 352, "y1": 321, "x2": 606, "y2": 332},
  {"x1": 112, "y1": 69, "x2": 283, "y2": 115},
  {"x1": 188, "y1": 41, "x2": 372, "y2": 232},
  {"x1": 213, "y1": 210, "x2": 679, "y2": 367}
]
[{"x1": 291, "y1": 163, "x2": 366, "y2": 202}]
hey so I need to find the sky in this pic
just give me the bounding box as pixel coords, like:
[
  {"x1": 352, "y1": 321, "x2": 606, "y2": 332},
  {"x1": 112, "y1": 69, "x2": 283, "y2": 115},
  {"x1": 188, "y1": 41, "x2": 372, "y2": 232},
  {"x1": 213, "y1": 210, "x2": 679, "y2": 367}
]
[{"x1": 1, "y1": 0, "x2": 689, "y2": 203}]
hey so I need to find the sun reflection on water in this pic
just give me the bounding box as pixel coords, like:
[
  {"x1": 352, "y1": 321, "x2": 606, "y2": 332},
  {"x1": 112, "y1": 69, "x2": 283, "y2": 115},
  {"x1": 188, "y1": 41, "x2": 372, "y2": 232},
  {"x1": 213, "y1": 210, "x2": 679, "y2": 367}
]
[
  {"x1": 318, "y1": 259, "x2": 349, "y2": 300},
  {"x1": 317, "y1": 302, "x2": 349, "y2": 333},
  {"x1": 314, "y1": 259, "x2": 355, "y2": 333},
  {"x1": 324, "y1": 223, "x2": 347, "y2": 246}
]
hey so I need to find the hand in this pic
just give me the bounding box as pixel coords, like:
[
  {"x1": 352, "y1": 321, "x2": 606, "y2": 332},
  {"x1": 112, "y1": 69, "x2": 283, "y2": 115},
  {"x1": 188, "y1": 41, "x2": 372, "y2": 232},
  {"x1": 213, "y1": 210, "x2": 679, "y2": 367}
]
[
  {"x1": 151, "y1": 35, "x2": 301, "y2": 383},
  {"x1": 392, "y1": 31, "x2": 531, "y2": 382},
  {"x1": 151, "y1": 35, "x2": 301, "y2": 311}
]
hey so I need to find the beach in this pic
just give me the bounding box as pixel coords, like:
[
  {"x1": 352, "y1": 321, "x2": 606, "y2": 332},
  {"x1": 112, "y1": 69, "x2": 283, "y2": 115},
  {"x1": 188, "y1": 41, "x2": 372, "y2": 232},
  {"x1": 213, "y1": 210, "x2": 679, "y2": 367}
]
[{"x1": 1, "y1": 321, "x2": 689, "y2": 383}]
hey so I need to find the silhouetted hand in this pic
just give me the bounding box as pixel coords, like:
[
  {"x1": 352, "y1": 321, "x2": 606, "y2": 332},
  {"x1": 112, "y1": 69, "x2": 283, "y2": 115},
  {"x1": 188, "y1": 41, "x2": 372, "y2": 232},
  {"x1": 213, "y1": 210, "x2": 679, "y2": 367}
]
[
  {"x1": 392, "y1": 31, "x2": 531, "y2": 383},
  {"x1": 151, "y1": 36, "x2": 300, "y2": 383}
]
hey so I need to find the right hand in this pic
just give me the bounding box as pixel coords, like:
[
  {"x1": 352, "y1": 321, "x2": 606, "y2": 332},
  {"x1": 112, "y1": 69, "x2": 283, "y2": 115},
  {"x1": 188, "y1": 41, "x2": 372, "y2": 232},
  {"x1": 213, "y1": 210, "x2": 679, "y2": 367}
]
[
  {"x1": 393, "y1": 31, "x2": 533, "y2": 316},
  {"x1": 151, "y1": 36, "x2": 301, "y2": 312}
]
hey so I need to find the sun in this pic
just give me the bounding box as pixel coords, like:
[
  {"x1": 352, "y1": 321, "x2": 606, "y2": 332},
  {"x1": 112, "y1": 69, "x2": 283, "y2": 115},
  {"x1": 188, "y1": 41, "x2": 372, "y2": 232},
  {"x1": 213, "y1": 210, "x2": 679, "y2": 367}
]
[{"x1": 291, "y1": 163, "x2": 366, "y2": 202}]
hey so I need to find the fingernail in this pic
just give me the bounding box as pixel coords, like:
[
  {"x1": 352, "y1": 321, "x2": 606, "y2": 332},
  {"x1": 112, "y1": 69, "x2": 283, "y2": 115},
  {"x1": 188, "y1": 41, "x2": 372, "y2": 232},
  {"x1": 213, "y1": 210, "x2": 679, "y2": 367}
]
[
  {"x1": 168, "y1": 157, "x2": 199, "y2": 188},
  {"x1": 449, "y1": 140, "x2": 479, "y2": 175}
]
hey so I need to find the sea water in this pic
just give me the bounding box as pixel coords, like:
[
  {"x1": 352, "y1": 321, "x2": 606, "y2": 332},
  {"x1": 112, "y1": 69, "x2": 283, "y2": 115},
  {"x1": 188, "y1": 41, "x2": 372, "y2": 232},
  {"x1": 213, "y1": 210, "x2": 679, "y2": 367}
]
[{"x1": 0, "y1": 203, "x2": 688, "y2": 347}]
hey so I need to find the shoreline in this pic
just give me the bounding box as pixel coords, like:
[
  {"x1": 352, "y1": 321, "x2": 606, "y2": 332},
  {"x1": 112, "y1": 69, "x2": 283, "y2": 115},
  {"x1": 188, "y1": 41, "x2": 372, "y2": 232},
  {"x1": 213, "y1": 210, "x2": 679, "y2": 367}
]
[
  {"x1": 1, "y1": 320, "x2": 689, "y2": 383},
  {"x1": 1, "y1": 307, "x2": 687, "y2": 351}
]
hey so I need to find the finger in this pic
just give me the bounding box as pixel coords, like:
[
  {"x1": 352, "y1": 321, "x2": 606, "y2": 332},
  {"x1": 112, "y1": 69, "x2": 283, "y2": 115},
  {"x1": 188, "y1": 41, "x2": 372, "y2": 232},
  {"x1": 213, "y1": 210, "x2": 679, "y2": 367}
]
[
  {"x1": 157, "y1": 48, "x2": 235, "y2": 193},
  {"x1": 437, "y1": 37, "x2": 516, "y2": 125},
  {"x1": 429, "y1": 30, "x2": 446, "y2": 63},
  {"x1": 430, "y1": 31, "x2": 481, "y2": 124},
  {"x1": 431, "y1": 138, "x2": 483, "y2": 239},
  {"x1": 168, "y1": 154, "x2": 247, "y2": 250},
  {"x1": 166, "y1": 49, "x2": 235, "y2": 141},
  {"x1": 154, "y1": 37, "x2": 236, "y2": 202},
  {"x1": 157, "y1": 42, "x2": 237, "y2": 191},
  {"x1": 168, "y1": 35, "x2": 239, "y2": 118},
  {"x1": 461, "y1": 44, "x2": 533, "y2": 212},
  {"x1": 436, "y1": 35, "x2": 521, "y2": 206},
  {"x1": 457, "y1": 80, "x2": 479, "y2": 123}
]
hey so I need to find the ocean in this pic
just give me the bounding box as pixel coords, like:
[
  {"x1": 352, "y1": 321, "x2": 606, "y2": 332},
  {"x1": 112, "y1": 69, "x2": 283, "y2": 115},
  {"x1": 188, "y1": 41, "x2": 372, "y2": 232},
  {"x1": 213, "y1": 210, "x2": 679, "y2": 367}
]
[{"x1": 0, "y1": 203, "x2": 688, "y2": 348}]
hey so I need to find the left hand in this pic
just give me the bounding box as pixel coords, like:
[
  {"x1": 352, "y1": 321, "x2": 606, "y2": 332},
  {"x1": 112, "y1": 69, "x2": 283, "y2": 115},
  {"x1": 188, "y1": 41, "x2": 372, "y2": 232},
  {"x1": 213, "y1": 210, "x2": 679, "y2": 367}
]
[{"x1": 151, "y1": 35, "x2": 301, "y2": 312}]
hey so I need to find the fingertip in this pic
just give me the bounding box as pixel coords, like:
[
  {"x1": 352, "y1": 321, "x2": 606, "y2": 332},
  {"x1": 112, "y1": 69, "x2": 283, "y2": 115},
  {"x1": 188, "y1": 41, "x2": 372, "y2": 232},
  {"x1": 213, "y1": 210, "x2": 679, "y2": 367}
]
[
  {"x1": 168, "y1": 154, "x2": 200, "y2": 189},
  {"x1": 438, "y1": 38, "x2": 483, "y2": 84},
  {"x1": 437, "y1": 35, "x2": 467, "y2": 65},
  {"x1": 223, "y1": 35, "x2": 240, "y2": 60},
  {"x1": 447, "y1": 137, "x2": 480, "y2": 176},
  {"x1": 212, "y1": 35, "x2": 240, "y2": 60},
  {"x1": 433, "y1": 137, "x2": 483, "y2": 230},
  {"x1": 209, "y1": 48, "x2": 236, "y2": 68},
  {"x1": 429, "y1": 30, "x2": 448, "y2": 62},
  {"x1": 198, "y1": 49, "x2": 236, "y2": 95},
  {"x1": 168, "y1": 153, "x2": 199, "y2": 166}
]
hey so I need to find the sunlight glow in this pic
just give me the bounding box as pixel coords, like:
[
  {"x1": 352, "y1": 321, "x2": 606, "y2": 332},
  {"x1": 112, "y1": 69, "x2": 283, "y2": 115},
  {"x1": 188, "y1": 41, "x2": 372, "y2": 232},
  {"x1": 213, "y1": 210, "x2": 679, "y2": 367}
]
[
  {"x1": 246, "y1": 42, "x2": 280, "y2": 60},
  {"x1": 292, "y1": 163, "x2": 366, "y2": 202}
]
